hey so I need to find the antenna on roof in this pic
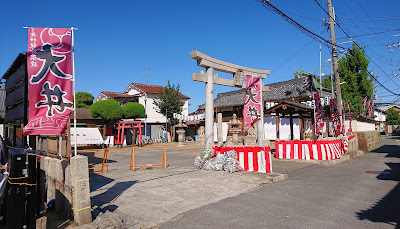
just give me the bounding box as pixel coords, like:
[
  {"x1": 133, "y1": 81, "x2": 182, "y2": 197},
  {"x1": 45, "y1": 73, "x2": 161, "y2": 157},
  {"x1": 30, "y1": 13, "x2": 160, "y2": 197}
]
[{"x1": 142, "y1": 67, "x2": 151, "y2": 85}]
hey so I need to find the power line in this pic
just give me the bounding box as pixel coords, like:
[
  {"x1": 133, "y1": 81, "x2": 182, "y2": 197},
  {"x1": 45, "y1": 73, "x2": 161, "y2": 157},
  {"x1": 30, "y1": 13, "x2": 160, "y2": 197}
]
[
  {"x1": 312, "y1": 0, "x2": 400, "y2": 96},
  {"x1": 257, "y1": 0, "x2": 336, "y2": 49},
  {"x1": 258, "y1": 0, "x2": 400, "y2": 98},
  {"x1": 344, "y1": 28, "x2": 400, "y2": 39},
  {"x1": 339, "y1": 16, "x2": 400, "y2": 22}
]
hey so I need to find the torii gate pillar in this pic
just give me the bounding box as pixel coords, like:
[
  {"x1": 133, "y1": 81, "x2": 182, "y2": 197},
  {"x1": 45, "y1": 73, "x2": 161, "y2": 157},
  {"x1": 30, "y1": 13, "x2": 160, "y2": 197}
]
[
  {"x1": 191, "y1": 50, "x2": 270, "y2": 150},
  {"x1": 205, "y1": 67, "x2": 214, "y2": 149}
]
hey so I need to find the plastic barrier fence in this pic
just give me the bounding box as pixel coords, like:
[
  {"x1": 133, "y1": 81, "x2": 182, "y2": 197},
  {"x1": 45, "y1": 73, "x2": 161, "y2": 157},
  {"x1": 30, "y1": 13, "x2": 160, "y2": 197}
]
[
  {"x1": 213, "y1": 147, "x2": 272, "y2": 173},
  {"x1": 275, "y1": 139, "x2": 343, "y2": 160}
]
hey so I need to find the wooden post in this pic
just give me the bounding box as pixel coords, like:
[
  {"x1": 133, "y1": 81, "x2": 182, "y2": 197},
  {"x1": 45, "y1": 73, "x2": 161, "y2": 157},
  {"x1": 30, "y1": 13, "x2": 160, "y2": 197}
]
[
  {"x1": 57, "y1": 136, "x2": 60, "y2": 158},
  {"x1": 47, "y1": 136, "x2": 50, "y2": 156},
  {"x1": 276, "y1": 115, "x2": 280, "y2": 140},
  {"x1": 290, "y1": 115, "x2": 294, "y2": 140},
  {"x1": 12, "y1": 125, "x2": 17, "y2": 147},
  {"x1": 67, "y1": 121, "x2": 71, "y2": 159},
  {"x1": 163, "y1": 147, "x2": 167, "y2": 168},
  {"x1": 38, "y1": 136, "x2": 42, "y2": 152},
  {"x1": 131, "y1": 148, "x2": 135, "y2": 170},
  {"x1": 326, "y1": 116, "x2": 330, "y2": 137},
  {"x1": 299, "y1": 115, "x2": 304, "y2": 140},
  {"x1": 312, "y1": 116, "x2": 316, "y2": 141}
]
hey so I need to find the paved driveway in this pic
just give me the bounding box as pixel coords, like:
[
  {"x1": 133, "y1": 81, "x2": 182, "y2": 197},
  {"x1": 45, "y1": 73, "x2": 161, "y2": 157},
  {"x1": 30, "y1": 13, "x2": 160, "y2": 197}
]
[{"x1": 160, "y1": 136, "x2": 400, "y2": 229}]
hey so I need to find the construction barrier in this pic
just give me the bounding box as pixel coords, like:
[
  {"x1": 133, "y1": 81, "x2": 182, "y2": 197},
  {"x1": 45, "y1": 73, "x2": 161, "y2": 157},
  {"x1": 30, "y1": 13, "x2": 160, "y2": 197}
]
[
  {"x1": 276, "y1": 139, "x2": 343, "y2": 160},
  {"x1": 213, "y1": 147, "x2": 272, "y2": 173},
  {"x1": 130, "y1": 146, "x2": 167, "y2": 171},
  {"x1": 96, "y1": 149, "x2": 109, "y2": 173}
]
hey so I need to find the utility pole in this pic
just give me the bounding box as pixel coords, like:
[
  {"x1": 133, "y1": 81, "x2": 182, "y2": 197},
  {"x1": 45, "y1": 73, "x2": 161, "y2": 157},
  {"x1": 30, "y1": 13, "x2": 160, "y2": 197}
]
[{"x1": 327, "y1": 0, "x2": 343, "y2": 131}]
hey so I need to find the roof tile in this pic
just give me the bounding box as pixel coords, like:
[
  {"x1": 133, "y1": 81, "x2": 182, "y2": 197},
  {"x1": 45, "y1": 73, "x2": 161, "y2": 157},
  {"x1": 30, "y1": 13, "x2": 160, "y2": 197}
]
[{"x1": 128, "y1": 83, "x2": 190, "y2": 99}]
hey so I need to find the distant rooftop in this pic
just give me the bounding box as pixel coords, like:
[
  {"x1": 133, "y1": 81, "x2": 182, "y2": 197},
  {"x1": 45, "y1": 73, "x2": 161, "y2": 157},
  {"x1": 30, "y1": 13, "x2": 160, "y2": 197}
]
[
  {"x1": 198, "y1": 75, "x2": 330, "y2": 109},
  {"x1": 100, "y1": 91, "x2": 136, "y2": 99},
  {"x1": 126, "y1": 82, "x2": 190, "y2": 99}
]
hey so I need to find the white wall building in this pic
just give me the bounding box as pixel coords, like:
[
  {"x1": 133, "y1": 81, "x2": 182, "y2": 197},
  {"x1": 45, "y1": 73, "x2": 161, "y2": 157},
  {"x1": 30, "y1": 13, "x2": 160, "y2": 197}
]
[{"x1": 96, "y1": 82, "x2": 190, "y2": 139}]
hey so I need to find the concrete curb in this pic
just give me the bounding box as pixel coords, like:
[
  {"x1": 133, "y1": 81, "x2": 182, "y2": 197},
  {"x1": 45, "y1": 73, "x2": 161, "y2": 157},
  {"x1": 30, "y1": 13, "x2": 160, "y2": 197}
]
[{"x1": 272, "y1": 150, "x2": 366, "y2": 166}]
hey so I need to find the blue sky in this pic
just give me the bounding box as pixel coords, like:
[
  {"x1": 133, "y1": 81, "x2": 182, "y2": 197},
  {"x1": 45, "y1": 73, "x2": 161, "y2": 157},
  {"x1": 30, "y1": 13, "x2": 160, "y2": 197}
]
[{"x1": 2, "y1": 0, "x2": 400, "y2": 113}]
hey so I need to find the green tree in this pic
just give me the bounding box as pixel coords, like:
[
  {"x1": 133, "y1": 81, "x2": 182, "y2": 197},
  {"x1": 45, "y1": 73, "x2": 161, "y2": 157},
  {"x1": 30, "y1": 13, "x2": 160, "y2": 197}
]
[
  {"x1": 90, "y1": 99, "x2": 123, "y2": 141},
  {"x1": 338, "y1": 43, "x2": 374, "y2": 112},
  {"x1": 153, "y1": 81, "x2": 185, "y2": 126},
  {"x1": 75, "y1": 92, "x2": 94, "y2": 108},
  {"x1": 322, "y1": 75, "x2": 333, "y2": 93},
  {"x1": 122, "y1": 102, "x2": 145, "y2": 119},
  {"x1": 386, "y1": 108, "x2": 400, "y2": 125}
]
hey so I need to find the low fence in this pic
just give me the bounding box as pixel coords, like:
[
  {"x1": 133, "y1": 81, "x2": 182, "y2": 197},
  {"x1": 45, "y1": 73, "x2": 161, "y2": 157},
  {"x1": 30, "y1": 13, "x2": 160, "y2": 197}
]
[
  {"x1": 275, "y1": 135, "x2": 357, "y2": 161},
  {"x1": 213, "y1": 147, "x2": 272, "y2": 173},
  {"x1": 276, "y1": 139, "x2": 343, "y2": 160}
]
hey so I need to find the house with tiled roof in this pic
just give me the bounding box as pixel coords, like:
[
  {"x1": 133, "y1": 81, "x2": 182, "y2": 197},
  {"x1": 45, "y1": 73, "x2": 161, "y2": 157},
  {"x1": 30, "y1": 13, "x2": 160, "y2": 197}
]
[
  {"x1": 197, "y1": 75, "x2": 332, "y2": 119},
  {"x1": 96, "y1": 82, "x2": 190, "y2": 139}
]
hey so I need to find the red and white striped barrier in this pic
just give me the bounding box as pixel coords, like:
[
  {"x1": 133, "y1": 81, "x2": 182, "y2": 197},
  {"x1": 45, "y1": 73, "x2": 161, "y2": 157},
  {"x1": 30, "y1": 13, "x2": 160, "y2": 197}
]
[
  {"x1": 341, "y1": 135, "x2": 355, "y2": 153},
  {"x1": 213, "y1": 147, "x2": 272, "y2": 173},
  {"x1": 275, "y1": 140, "x2": 342, "y2": 160}
]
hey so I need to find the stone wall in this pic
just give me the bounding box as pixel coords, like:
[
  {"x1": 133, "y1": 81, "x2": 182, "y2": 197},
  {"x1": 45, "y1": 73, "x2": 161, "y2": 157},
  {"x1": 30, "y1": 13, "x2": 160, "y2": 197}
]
[
  {"x1": 41, "y1": 155, "x2": 92, "y2": 225},
  {"x1": 347, "y1": 134, "x2": 359, "y2": 152},
  {"x1": 354, "y1": 130, "x2": 380, "y2": 152}
]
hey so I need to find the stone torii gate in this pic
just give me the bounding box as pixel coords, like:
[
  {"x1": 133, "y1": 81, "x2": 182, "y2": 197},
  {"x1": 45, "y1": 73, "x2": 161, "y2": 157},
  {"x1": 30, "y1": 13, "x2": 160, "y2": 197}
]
[{"x1": 191, "y1": 50, "x2": 270, "y2": 150}]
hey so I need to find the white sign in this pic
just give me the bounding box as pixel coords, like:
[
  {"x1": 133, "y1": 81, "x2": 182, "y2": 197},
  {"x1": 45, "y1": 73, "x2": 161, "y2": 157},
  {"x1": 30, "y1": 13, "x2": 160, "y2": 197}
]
[
  {"x1": 173, "y1": 113, "x2": 205, "y2": 122},
  {"x1": 71, "y1": 128, "x2": 104, "y2": 146}
]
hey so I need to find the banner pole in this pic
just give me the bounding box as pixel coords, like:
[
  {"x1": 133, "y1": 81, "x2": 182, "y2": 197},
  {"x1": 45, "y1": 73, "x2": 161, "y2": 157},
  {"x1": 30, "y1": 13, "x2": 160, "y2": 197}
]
[{"x1": 72, "y1": 27, "x2": 77, "y2": 156}]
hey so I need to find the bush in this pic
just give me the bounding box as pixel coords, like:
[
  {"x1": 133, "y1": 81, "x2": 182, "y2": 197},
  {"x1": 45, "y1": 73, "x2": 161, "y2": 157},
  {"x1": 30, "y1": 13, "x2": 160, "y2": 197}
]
[
  {"x1": 122, "y1": 102, "x2": 145, "y2": 119},
  {"x1": 90, "y1": 99, "x2": 123, "y2": 121}
]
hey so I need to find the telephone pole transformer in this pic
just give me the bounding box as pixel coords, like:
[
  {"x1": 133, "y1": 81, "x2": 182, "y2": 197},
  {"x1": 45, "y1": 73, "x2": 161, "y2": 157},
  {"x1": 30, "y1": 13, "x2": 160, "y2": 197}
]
[{"x1": 327, "y1": 0, "x2": 343, "y2": 131}]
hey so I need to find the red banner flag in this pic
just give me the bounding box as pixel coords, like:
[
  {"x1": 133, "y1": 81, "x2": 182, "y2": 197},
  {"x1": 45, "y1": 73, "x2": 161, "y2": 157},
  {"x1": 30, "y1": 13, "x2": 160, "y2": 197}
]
[
  {"x1": 347, "y1": 101, "x2": 352, "y2": 132},
  {"x1": 366, "y1": 98, "x2": 373, "y2": 118},
  {"x1": 330, "y1": 98, "x2": 341, "y2": 136},
  {"x1": 360, "y1": 95, "x2": 368, "y2": 115},
  {"x1": 313, "y1": 92, "x2": 324, "y2": 134},
  {"x1": 243, "y1": 75, "x2": 261, "y2": 131},
  {"x1": 23, "y1": 28, "x2": 73, "y2": 135},
  {"x1": 341, "y1": 100, "x2": 346, "y2": 134}
]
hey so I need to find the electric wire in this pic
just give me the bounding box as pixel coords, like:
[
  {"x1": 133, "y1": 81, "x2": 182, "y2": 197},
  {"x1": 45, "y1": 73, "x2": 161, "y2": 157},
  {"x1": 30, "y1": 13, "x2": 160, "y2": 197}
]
[
  {"x1": 258, "y1": 0, "x2": 400, "y2": 99},
  {"x1": 312, "y1": 0, "x2": 400, "y2": 97}
]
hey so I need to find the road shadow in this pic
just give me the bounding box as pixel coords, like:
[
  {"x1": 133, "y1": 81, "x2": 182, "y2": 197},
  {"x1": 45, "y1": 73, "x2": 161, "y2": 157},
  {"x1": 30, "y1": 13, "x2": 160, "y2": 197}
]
[
  {"x1": 357, "y1": 161, "x2": 400, "y2": 228},
  {"x1": 79, "y1": 151, "x2": 117, "y2": 176},
  {"x1": 370, "y1": 144, "x2": 400, "y2": 158},
  {"x1": 90, "y1": 175, "x2": 114, "y2": 192},
  {"x1": 91, "y1": 180, "x2": 137, "y2": 218}
]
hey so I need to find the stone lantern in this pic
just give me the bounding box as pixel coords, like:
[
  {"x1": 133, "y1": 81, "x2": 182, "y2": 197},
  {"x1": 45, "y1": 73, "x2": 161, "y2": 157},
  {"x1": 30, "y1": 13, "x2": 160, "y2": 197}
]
[
  {"x1": 175, "y1": 119, "x2": 187, "y2": 145},
  {"x1": 227, "y1": 114, "x2": 243, "y2": 147}
]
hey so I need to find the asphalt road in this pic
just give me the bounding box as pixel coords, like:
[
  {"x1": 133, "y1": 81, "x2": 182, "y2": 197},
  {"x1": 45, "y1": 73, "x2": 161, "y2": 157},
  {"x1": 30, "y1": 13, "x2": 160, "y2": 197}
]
[{"x1": 160, "y1": 135, "x2": 400, "y2": 229}]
